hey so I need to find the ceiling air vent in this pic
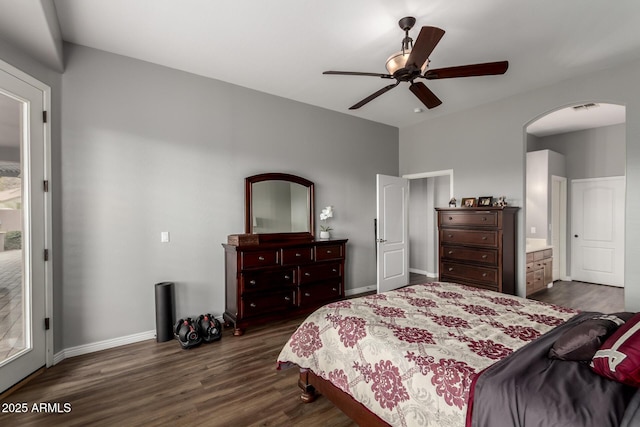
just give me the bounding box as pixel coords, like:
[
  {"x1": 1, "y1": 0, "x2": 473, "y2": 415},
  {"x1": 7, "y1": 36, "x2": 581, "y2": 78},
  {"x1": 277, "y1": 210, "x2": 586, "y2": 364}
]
[{"x1": 572, "y1": 103, "x2": 599, "y2": 111}]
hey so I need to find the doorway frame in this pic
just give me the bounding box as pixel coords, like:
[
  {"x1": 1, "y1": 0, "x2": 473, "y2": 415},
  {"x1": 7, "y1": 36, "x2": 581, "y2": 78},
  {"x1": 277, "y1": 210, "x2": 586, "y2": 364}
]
[
  {"x1": 403, "y1": 169, "x2": 454, "y2": 279},
  {"x1": 523, "y1": 101, "x2": 626, "y2": 298},
  {"x1": 551, "y1": 175, "x2": 568, "y2": 281},
  {"x1": 0, "y1": 58, "x2": 53, "y2": 368}
]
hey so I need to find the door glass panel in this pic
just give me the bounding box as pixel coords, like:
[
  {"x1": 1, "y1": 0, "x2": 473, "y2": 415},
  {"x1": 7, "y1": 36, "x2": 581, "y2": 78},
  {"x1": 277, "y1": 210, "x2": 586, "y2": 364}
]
[{"x1": 0, "y1": 92, "x2": 26, "y2": 365}]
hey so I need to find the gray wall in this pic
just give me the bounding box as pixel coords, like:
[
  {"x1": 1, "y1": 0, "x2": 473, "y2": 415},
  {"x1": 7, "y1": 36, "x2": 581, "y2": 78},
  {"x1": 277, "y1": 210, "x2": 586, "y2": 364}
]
[
  {"x1": 400, "y1": 58, "x2": 640, "y2": 312},
  {"x1": 60, "y1": 43, "x2": 398, "y2": 350},
  {"x1": 530, "y1": 124, "x2": 625, "y2": 179}
]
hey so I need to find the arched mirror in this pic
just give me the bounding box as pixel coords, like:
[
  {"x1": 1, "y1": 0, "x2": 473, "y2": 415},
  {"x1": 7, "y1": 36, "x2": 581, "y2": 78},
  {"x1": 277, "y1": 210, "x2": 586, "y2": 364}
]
[{"x1": 245, "y1": 173, "x2": 314, "y2": 241}]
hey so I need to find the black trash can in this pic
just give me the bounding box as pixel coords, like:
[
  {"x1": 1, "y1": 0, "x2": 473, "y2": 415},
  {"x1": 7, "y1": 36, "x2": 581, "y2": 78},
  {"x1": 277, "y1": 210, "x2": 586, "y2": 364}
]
[{"x1": 155, "y1": 282, "x2": 175, "y2": 342}]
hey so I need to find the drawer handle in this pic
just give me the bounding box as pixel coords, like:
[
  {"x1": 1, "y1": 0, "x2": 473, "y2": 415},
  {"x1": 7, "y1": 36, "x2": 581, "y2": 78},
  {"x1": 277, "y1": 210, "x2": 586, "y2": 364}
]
[
  {"x1": 326, "y1": 250, "x2": 332, "y2": 254},
  {"x1": 447, "y1": 234, "x2": 453, "y2": 238},
  {"x1": 481, "y1": 255, "x2": 487, "y2": 259},
  {"x1": 482, "y1": 273, "x2": 487, "y2": 277},
  {"x1": 304, "y1": 272, "x2": 311, "y2": 276},
  {"x1": 304, "y1": 292, "x2": 311, "y2": 297},
  {"x1": 448, "y1": 251, "x2": 453, "y2": 255},
  {"x1": 332, "y1": 287, "x2": 337, "y2": 292},
  {"x1": 249, "y1": 280, "x2": 256, "y2": 285},
  {"x1": 284, "y1": 296, "x2": 291, "y2": 301},
  {"x1": 482, "y1": 217, "x2": 487, "y2": 221},
  {"x1": 295, "y1": 253, "x2": 301, "y2": 257},
  {"x1": 332, "y1": 268, "x2": 337, "y2": 273},
  {"x1": 284, "y1": 275, "x2": 290, "y2": 280},
  {"x1": 448, "y1": 267, "x2": 454, "y2": 272},
  {"x1": 258, "y1": 256, "x2": 265, "y2": 261},
  {"x1": 250, "y1": 303, "x2": 256, "y2": 308},
  {"x1": 448, "y1": 216, "x2": 453, "y2": 220},
  {"x1": 481, "y1": 236, "x2": 487, "y2": 240}
]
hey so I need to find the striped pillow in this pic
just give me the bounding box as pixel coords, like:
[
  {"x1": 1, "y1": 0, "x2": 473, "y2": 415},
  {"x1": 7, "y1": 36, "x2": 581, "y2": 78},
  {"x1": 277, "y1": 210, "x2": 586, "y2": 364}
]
[{"x1": 591, "y1": 313, "x2": 640, "y2": 387}]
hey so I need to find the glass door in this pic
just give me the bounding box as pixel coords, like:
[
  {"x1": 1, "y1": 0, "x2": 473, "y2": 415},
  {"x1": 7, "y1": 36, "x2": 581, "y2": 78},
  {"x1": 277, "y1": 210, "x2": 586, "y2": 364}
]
[{"x1": 0, "y1": 65, "x2": 48, "y2": 393}]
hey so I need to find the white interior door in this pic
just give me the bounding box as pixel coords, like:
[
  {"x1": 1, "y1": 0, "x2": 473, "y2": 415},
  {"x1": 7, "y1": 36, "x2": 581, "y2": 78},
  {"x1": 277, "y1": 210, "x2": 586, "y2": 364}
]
[
  {"x1": 376, "y1": 174, "x2": 409, "y2": 293},
  {"x1": 571, "y1": 177, "x2": 625, "y2": 287},
  {"x1": 0, "y1": 64, "x2": 48, "y2": 393}
]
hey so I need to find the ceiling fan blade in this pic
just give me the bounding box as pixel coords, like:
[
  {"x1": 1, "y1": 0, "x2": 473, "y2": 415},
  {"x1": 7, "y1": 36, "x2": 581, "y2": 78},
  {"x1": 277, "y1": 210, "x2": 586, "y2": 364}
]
[
  {"x1": 324, "y1": 71, "x2": 394, "y2": 79},
  {"x1": 424, "y1": 61, "x2": 509, "y2": 79},
  {"x1": 409, "y1": 82, "x2": 442, "y2": 109},
  {"x1": 349, "y1": 82, "x2": 399, "y2": 110},
  {"x1": 405, "y1": 26, "x2": 445, "y2": 70}
]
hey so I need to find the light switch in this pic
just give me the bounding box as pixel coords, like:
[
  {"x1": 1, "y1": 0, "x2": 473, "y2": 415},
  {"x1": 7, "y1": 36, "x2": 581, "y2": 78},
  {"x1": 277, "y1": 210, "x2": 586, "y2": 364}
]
[{"x1": 161, "y1": 231, "x2": 170, "y2": 243}]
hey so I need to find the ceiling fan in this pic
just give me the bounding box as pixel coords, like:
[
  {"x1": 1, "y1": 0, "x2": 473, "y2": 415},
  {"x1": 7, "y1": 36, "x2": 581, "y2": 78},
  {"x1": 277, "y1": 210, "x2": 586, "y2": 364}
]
[{"x1": 323, "y1": 17, "x2": 508, "y2": 110}]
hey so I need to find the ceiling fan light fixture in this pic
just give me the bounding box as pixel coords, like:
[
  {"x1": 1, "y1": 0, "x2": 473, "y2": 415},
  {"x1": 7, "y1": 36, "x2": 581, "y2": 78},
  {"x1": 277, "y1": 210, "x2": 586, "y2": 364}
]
[{"x1": 385, "y1": 50, "x2": 429, "y2": 74}]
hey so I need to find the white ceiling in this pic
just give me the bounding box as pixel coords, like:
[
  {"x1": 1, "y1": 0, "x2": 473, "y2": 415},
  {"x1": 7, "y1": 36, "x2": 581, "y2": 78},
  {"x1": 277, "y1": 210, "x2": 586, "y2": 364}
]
[{"x1": 4, "y1": 0, "x2": 640, "y2": 132}]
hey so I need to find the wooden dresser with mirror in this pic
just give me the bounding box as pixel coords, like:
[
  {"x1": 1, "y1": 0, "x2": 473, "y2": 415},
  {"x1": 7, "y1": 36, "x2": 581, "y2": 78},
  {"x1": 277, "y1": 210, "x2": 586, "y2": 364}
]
[{"x1": 223, "y1": 173, "x2": 347, "y2": 335}]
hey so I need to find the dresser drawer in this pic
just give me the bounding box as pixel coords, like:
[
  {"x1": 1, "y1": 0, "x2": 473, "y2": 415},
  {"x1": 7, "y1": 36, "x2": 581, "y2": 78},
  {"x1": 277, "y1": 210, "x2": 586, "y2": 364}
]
[
  {"x1": 281, "y1": 247, "x2": 313, "y2": 265},
  {"x1": 439, "y1": 211, "x2": 498, "y2": 227},
  {"x1": 240, "y1": 290, "x2": 296, "y2": 318},
  {"x1": 441, "y1": 262, "x2": 498, "y2": 286},
  {"x1": 440, "y1": 229, "x2": 498, "y2": 247},
  {"x1": 299, "y1": 262, "x2": 341, "y2": 284},
  {"x1": 315, "y1": 245, "x2": 343, "y2": 261},
  {"x1": 241, "y1": 250, "x2": 279, "y2": 269},
  {"x1": 299, "y1": 280, "x2": 342, "y2": 308},
  {"x1": 441, "y1": 245, "x2": 497, "y2": 266},
  {"x1": 240, "y1": 269, "x2": 295, "y2": 292}
]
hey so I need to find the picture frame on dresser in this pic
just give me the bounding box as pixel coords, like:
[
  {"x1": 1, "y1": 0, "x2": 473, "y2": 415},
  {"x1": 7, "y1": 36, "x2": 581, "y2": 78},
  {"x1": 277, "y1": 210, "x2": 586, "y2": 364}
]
[
  {"x1": 461, "y1": 197, "x2": 477, "y2": 207},
  {"x1": 478, "y1": 196, "x2": 493, "y2": 206}
]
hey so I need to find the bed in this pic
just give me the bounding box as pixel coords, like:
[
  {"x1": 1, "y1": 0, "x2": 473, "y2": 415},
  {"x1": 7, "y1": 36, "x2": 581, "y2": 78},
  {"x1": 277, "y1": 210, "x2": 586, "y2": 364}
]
[{"x1": 277, "y1": 282, "x2": 640, "y2": 426}]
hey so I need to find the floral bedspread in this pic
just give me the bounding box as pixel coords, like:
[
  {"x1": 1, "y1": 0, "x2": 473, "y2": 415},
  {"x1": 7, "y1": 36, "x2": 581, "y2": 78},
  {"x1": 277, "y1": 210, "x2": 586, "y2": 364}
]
[{"x1": 277, "y1": 282, "x2": 578, "y2": 427}]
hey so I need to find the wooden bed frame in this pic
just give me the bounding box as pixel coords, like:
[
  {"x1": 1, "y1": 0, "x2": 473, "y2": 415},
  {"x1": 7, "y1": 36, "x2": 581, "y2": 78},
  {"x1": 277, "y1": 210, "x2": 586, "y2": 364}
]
[{"x1": 298, "y1": 369, "x2": 390, "y2": 426}]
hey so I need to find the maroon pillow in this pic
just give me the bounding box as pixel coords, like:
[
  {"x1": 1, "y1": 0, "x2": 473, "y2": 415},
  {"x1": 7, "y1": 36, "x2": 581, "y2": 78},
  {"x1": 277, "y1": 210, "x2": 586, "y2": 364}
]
[
  {"x1": 548, "y1": 312, "x2": 633, "y2": 361},
  {"x1": 591, "y1": 312, "x2": 640, "y2": 387}
]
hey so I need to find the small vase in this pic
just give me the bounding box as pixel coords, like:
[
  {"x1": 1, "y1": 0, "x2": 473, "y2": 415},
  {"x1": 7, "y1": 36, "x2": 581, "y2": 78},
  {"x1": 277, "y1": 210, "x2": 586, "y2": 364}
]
[{"x1": 319, "y1": 230, "x2": 331, "y2": 239}]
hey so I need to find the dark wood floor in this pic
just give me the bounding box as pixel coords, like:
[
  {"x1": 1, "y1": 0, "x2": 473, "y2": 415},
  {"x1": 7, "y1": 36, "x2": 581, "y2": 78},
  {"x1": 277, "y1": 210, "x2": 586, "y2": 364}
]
[
  {"x1": 528, "y1": 280, "x2": 625, "y2": 313},
  {"x1": 0, "y1": 276, "x2": 625, "y2": 426},
  {"x1": 0, "y1": 314, "x2": 356, "y2": 427}
]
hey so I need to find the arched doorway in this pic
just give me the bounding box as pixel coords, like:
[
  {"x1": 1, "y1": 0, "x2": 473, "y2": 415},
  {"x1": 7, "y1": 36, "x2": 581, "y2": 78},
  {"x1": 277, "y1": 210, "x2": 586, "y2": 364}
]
[{"x1": 523, "y1": 102, "x2": 626, "y2": 312}]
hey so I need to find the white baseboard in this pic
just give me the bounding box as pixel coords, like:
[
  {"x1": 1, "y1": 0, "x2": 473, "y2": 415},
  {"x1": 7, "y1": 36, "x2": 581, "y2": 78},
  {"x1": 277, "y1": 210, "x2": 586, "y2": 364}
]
[
  {"x1": 409, "y1": 268, "x2": 437, "y2": 278},
  {"x1": 53, "y1": 330, "x2": 156, "y2": 365},
  {"x1": 345, "y1": 284, "x2": 376, "y2": 296},
  {"x1": 53, "y1": 315, "x2": 228, "y2": 365}
]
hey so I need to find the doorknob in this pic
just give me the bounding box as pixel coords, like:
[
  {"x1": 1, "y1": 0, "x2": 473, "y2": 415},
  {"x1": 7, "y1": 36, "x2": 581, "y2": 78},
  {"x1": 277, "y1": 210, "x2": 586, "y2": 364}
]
[
  {"x1": 376, "y1": 238, "x2": 387, "y2": 243},
  {"x1": 574, "y1": 234, "x2": 579, "y2": 238}
]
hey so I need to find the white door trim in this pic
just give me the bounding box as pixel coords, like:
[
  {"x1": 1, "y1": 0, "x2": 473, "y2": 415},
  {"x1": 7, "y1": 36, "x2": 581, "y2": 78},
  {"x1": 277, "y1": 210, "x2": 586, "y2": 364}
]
[
  {"x1": 402, "y1": 169, "x2": 454, "y2": 200},
  {"x1": 551, "y1": 175, "x2": 568, "y2": 280},
  {"x1": 403, "y1": 169, "x2": 454, "y2": 279},
  {"x1": 0, "y1": 59, "x2": 53, "y2": 368}
]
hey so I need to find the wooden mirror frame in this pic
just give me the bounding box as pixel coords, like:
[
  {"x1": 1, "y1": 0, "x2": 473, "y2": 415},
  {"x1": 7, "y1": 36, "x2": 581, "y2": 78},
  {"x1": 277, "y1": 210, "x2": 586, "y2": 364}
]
[{"x1": 245, "y1": 173, "x2": 315, "y2": 242}]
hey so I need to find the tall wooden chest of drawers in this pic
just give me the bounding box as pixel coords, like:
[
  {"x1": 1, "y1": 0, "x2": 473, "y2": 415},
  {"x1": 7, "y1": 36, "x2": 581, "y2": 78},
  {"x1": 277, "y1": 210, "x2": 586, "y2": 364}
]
[
  {"x1": 222, "y1": 239, "x2": 347, "y2": 335},
  {"x1": 436, "y1": 207, "x2": 518, "y2": 294}
]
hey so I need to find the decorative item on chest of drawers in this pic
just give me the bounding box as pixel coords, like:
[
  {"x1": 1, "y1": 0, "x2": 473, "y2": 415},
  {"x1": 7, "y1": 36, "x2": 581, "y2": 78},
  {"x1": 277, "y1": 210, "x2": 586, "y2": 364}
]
[
  {"x1": 436, "y1": 206, "x2": 518, "y2": 294},
  {"x1": 222, "y1": 238, "x2": 348, "y2": 336}
]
